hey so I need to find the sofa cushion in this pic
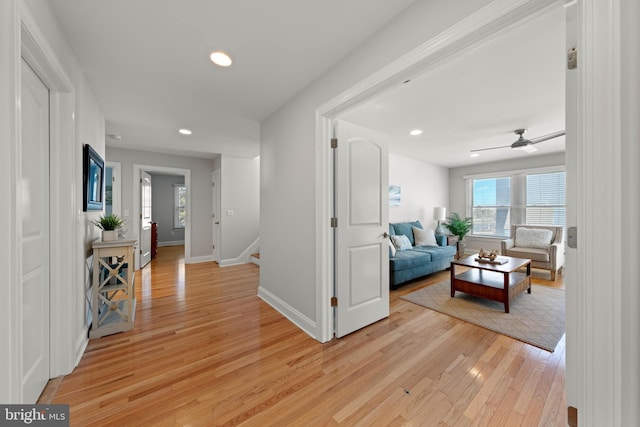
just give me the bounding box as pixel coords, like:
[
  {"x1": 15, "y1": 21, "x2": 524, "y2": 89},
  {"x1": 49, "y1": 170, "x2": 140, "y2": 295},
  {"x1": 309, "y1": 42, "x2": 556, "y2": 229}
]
[
  {"x1": 412, "y1": 245, "x2": 457, "y2": 262},
  {"x1": 390, "y1": 234, "x2": 412, "y2": 251},
  {"x1": 390, "y1": 250, "x2": 432, "y2": 270},
  {"x1": 413, "y1": 226, "x2": 438, "y2": 247},
  {"x1": 504, "y1": 246, "x2": 551, "y2": 262},
  {"x1": 391, "y1": 221, "x2": 422, "y2": 246},
  {"x1": 515, "y1": 227, "x2": 553, "y2": 249}
]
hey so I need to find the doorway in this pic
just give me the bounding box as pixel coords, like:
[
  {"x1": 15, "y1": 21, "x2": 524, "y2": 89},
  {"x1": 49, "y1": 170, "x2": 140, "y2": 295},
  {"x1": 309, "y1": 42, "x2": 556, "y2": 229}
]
[
  {"x1": 132, "y1": 165, "x2": 192, "y2": 270},
  {"x1": 315, "y1": 2, "x2": 571, "y2": 341}
]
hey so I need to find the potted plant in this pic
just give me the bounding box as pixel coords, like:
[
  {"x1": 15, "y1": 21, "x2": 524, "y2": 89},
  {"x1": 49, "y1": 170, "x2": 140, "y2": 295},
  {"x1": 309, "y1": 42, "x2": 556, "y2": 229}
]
[
  {"x1": 444, "y1": 212, "x2": 473, "y2": 258},
  {"x1": 92, "y1": 214, "x2": 125, "y2": 242}
]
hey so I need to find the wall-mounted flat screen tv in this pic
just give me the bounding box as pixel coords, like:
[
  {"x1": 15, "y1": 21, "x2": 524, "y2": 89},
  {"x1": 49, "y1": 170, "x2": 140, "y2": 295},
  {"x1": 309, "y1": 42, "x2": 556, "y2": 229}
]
[{"x1": 83, "y1": 144, "x2": 105, "y2": 211}]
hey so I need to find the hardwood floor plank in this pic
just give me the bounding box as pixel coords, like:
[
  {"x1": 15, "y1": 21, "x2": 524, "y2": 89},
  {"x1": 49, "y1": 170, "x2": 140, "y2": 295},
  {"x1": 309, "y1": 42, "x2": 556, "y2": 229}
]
[{"x1": 50, "y1": 246, "x2": 566, "y2": 425}]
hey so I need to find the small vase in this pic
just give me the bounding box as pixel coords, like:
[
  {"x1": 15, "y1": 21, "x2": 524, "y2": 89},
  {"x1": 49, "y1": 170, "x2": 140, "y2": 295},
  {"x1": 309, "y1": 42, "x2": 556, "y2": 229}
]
[
  {"x1": 457, "y1": 241, "x2": 466, "y2": 259},
  {"x1": 102, "y1": 230, "x2": 118, "y2": 242}
]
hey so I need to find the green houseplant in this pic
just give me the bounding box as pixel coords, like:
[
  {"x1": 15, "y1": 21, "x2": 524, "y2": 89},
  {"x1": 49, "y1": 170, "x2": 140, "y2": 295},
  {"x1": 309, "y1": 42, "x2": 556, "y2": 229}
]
[
  {"x1": 92, "y1": 214, "x2": 125, "y2": 242},
  {"x1": 444, "y1": 212, "x2": 473, "y2": 257}
]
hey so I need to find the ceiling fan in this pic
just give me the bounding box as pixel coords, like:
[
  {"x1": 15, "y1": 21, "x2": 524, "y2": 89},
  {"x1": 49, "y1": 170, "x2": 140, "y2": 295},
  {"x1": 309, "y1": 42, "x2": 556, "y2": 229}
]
[{"x1": 470, "y1": 128, "x2": 566, "y2": 154}]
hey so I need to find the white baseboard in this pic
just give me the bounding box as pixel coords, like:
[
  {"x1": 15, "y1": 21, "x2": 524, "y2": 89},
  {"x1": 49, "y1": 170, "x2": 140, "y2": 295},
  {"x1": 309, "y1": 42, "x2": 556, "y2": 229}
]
[
  {"x1": 158, "y1": 241, "x2": 185, "y2": 247},
  {"x1": 257, "y1": 286, "x2": 318, "y2": 340},
  {"x1": 186, "y1": 254, "x2": 215, "y2": 264},
  {"x1": 217, "y1": 237, "x2": 260, "y2": 267}
]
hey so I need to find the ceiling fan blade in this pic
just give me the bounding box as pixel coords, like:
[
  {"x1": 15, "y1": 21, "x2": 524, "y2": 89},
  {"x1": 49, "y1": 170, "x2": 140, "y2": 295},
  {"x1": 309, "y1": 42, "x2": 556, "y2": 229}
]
[
  {"x1": 529, "y1": 130, "x2": 566, "y2": 144},
  {"x1": 470, "y1": 145, "x2": 512, "y2": 153}
]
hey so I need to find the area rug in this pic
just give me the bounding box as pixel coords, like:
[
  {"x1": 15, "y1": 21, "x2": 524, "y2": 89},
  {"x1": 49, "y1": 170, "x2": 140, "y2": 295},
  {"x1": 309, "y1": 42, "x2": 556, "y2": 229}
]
[{"x1": 401, "y1": 280, "x2": 565, "y2": 352}]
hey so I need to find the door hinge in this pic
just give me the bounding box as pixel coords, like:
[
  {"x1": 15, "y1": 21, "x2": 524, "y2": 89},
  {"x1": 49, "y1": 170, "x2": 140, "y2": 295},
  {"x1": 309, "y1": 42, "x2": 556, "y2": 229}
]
[
  {"x1": 330, "y1": 217, "x2": 338, "y2": 228},
  {"x1": 331, "y1": 138, "x2": 338, "y2": 149},
  {"x1": 139, "y1": 249, "x2": 142, "y2": 255},
  {"x1": 140, "y1": 213, "x2": 142, "y2": 219},
  {"x1": 567, "y1": 226, "x2": 577, "y2": 248},
  {"x1": 567, "y1": 47, "x2": 577, "y2": 70},
  {"x1": 331, "y1": 296, "x2": 338, "y2": 307}
]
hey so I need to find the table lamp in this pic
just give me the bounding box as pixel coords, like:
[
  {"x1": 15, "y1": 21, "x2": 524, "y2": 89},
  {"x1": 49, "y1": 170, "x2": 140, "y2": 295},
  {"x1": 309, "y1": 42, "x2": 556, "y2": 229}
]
[{"x1": 433, "y1": 207, "x2": 446, "y2": 235}]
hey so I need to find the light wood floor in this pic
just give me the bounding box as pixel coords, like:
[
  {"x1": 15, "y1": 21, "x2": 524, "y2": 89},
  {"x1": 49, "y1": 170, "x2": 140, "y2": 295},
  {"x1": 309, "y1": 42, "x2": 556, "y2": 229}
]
[{"x1": 51, "y1": 246, "x2": 567, "y2": 426}]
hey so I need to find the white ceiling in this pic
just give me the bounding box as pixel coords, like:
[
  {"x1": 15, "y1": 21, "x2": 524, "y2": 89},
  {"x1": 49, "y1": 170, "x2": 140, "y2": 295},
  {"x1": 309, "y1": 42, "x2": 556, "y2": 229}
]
[
  {"x1": 45, "y1": 0, "x2": 416, "y2": 159},
  {"x1": 342, "y1": 6, "x2": 566, "y2": 168},
  {"x1": 46, "y1": 1, "x2": 565, "y2": 167}
]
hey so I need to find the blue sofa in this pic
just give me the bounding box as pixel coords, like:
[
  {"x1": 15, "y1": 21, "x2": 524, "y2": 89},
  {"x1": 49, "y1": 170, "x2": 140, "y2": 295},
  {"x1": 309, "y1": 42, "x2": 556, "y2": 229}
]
[{"x1": 389, "y1": 221, "x2": 456, "y2": 289}]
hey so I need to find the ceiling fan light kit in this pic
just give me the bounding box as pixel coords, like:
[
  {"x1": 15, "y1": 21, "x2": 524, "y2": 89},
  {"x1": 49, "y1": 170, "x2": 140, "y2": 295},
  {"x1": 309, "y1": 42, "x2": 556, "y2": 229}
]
[{"x1": 470, "y1": 128, "x2": 565, "y2": 154}]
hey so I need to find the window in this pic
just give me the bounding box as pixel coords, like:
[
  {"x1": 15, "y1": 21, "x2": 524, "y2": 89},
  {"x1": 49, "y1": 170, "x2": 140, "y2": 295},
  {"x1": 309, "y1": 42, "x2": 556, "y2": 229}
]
[
  {"x1": 174, "y1": 184, "x2": 186, "y2": 229},
  {"x1": 525, "y1": 171, "x2": 566, "y2": 227},
  {"x1": 467, "y1": 168, "x2": 565, "y2": 238},
  {"x1": 471, "y1": 177, "x2": 511, "y2": 237}
]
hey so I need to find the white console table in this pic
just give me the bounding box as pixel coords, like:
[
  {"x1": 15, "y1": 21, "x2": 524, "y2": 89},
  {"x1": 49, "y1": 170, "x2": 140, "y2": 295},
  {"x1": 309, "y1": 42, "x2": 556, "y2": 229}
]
[{"x1": 90, "y1": 238, "x2": 137, "y2": 338}]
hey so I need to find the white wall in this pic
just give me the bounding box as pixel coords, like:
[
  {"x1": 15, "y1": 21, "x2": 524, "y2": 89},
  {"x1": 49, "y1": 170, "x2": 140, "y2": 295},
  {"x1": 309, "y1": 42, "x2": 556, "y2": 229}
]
[
  {"x1": 1, "y1": 0, "x2": 106, "y2": 402},
  {"x1": 260, "y1": 0, "x2": 494, "y2": 338},
  {"x1": 106, "y1": 147, "x2": 214, "y2": 259},
  {"x1": 448, "y1": 152, "x2": 565, "y2": 253},
  {"x1": 389, "y1": 153, "x2": 449, "y2": 229},
  {"x1": 219, "y1": 155, "x2": 260, "y2": 265},
  {"x1": 150, "y1": 174, "x2": 185, "y2": 245}
]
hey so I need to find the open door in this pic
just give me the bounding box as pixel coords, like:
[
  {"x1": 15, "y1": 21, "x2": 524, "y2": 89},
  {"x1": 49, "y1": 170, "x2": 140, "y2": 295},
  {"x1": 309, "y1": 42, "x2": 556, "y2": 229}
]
[
  {"x1": 140, "y1": 171, "x2": 152, "y2": 267},
  {"x1": 334, "y1": 119, "x2": 390, "y2": 338}
]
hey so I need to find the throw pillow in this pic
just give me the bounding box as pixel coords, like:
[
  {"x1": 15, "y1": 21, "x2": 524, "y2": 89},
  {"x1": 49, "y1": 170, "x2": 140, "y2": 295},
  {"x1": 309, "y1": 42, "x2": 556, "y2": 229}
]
[
  {"x1": 390, "y1": 234, "x2": 412, "y2": 251},
  {"x1": 515, "y1": 227, "x2": 553, "y2": 249},
  {"x1": 413, "y1": 226, "x2": 438, "y2": 247},
  {"x1": 388, "y1": 239, "x2": 396, "y2": 257}
]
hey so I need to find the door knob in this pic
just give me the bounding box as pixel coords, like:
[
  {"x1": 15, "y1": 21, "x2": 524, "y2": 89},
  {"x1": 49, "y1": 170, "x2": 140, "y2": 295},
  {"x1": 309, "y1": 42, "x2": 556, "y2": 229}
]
[{"x1": 383, "y1": 232, "x2": 390, "y2": 239}]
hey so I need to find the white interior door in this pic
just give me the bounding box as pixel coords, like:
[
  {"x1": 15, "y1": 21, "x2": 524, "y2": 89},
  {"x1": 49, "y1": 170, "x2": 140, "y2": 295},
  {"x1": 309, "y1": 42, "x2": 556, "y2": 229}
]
[
  {"x1": 335, "y1": 120, "x2": 389, "y2": 338},
  {"x1": 212, "y1": 170, "x2": 220, "y2": 262},
  {"x1": 140, "y1": 171, "x2": 152, "y2": 267},
  {"x1": 20, "y1": 59, "x2": 50, "y2": 402}
]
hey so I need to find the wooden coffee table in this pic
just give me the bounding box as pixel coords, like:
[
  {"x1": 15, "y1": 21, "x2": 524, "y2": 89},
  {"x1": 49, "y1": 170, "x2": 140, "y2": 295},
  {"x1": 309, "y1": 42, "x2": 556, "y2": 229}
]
[{"x1": 450, "y1": 255, "x2": 531, "y2": 313}]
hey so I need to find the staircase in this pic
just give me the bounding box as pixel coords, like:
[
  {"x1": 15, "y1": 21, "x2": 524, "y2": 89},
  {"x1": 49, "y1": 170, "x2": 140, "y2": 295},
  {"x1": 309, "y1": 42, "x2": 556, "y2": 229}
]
[{"x1": 250, "y1": 252, "x2": 260, "y2": 266}]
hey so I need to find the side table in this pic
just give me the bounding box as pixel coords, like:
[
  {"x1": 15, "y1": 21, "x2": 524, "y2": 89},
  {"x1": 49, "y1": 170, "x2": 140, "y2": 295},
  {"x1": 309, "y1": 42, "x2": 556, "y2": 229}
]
[{"x1": 90, "y1": 238, "x2": 137, "y2": 338}]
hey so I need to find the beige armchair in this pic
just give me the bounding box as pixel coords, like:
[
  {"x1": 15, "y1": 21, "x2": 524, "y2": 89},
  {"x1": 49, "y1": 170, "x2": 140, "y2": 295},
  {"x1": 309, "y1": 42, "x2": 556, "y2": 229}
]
[{"x1": 501, "y1": 224, "x2": 565, "y2": 280}]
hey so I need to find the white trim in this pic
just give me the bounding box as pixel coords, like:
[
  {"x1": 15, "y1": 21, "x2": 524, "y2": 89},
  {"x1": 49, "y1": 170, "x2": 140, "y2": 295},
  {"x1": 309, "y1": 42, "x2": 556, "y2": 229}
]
[
  {"x1": 212, "y1": 169, "x2": 221, "y2": 263},
  {"x1": 462, "y1": 164, "x2": 565, "y2": 180},
  {"x1": 314, "y1": 0, "x2": 564, "y2": 344},
  {"x1": 1, "y1": 0, "x2": 20, "y2": 404},
  {"x1": 571, "y1": 1, "x2": 624, "y2": 424},
  {"x1": 157, "y1": 240, "x2": 185, "y2": 247},
  {"x1": 218, "y1": 237, "x2": 260, "y2": 267},
  {"x1": 133, "y1": 164, "x2": 191, "y2": 268},
  {"x1": 188, "y1": 254, "x2": 215, "y2": 264},
  {"x1": 19, "y1": 1, "x2": 80, "y2": 397},
  {"x1": 257, "y1": 286, "x2": 317, "y2": 340}
]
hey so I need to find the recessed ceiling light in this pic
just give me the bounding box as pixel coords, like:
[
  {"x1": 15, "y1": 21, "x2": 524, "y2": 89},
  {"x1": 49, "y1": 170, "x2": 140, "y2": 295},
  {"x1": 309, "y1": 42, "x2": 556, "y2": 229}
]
[
  {"x1": 106, "y1": 134, "x2": 122, "y2": 141},
  {"x1": 470, "y1": 153, "x2": 480, "y2": 157},
  {"x1": 178, "y1": 129, "x2": 192, "y2": 135},
  {"x1": 409, "y1": 129, "x2": 423, "y2": 136},
  {"x1": 210, "y1": 51, "x2": 232, "y2": 67}
]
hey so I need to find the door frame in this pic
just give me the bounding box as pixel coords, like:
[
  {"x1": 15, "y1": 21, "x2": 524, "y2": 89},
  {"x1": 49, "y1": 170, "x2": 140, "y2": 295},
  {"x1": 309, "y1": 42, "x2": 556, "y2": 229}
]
[
  {"x1": 3, "y1": 2, "x2": 79, "y2": 402},
  {"x1": 212, "y1": 169, "x2": 221, "y2": 263},
  {"x1": 133, "y1": 164, "x2": 191, "y2": 269},
  {"x1": 315, "y1": 0, "x2": 565, "y2": 343}
]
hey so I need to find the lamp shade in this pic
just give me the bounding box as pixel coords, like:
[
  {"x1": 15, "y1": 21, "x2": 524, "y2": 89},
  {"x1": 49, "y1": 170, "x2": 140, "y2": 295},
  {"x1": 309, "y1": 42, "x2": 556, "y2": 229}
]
[{"x1": 433, "y1": 207, "x2": 446, "y2": 222}]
